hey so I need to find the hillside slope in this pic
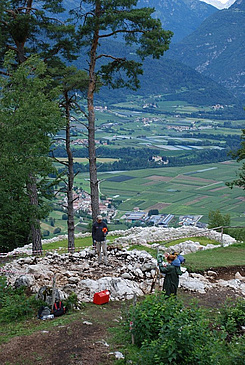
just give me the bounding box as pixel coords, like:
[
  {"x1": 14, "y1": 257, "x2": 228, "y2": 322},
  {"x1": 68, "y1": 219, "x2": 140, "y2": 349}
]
[
  {"x1": 63, "y1": 0, "x2": 217, "y2": 43},
  {"x1": 138, "y1": 0, "x2": 217, "y2": 42},
  {"x1": 91, "y1": 45, "x2": 242, "y2": 111},
  {"x1": 167, "y1": 0, "x2": 245, "y2": 100}
]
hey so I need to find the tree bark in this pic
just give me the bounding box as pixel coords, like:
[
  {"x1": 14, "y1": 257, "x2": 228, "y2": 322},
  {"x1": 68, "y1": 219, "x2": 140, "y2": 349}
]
[
  {"x1": 27, "y1": 177, "x2": 42, "y2": 256},
  {"x1": 87, "y1": 2, "x2": 101, "y2": 223},
  {"x1": 31, "y1": 222, "x2": 42, "y2": 256},
  {"x1": 65, "y1": 91, "x2": 75, "y2": 253}
]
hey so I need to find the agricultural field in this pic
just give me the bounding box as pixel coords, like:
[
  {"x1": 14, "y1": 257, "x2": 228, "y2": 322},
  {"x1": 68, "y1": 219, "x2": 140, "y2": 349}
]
[
  {"x1": 46, "y1": 97, "x2": 244, "y2": 236},
  {"x1": 75, "y1": 160, "x2": 245, "y2": 226},
  {"x1": 73, "y1": 97, "x2": 244, "y2": 153}
]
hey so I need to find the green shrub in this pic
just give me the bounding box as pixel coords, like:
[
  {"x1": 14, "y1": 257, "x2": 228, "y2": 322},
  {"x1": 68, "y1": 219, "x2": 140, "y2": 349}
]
[
  {"x1": 227, "y1": 228, "x2": 245, "y2": 243},
  {"x1": 139, "y1": 308, "x2": 223, "y2": 365},
  {"x1": 42, "y1": 229, "x2": 50, "y2": 237},
  {"x1": 208, "y1": 209, "x2": 230, "y2": 233},
  {"x1": 0, "y1": 277, "x2": 44, "y2": 323},
  {"x1": 127, "y1": 292, "x2": 183, "y2": 347},
  {"x1": 219, "y1": 298, "x2": 245, "y2": 336},
  {"x1": 125, "y1": 292, "x2": 225, "y2": 365},
  {"x1": 226, "y1": 335, "x2": 245, "y2": 364},
  {"x1": 63, "y1": 292, "x2": 79, "y2": 312}
]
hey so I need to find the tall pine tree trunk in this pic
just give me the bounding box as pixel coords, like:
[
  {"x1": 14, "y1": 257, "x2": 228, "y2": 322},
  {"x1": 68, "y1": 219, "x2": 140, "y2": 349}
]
[
  {"x1": 27, "y1": 176, "x2": 42, "y2": 255},
  {"x1": 87, "y1": 15, "x2": 100, "y2": 223},
  {"x1": 17, "y1": 28, "x2": 42, "y2": 255},
  {"x1": 88, "y1": 93, "x2": 100, "y2": 223},
  {"x1": 65, "y1": 92, "x2": 75, "y2": 253}
]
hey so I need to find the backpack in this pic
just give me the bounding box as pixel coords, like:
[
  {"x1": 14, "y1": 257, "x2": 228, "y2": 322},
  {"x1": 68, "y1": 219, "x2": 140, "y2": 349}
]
[
  {"x1": 38, "y1": 306, "x2": 52, "y2": 319},
  {"x1": 52, "y1": 301, "x2": 66, "y2": 317}
]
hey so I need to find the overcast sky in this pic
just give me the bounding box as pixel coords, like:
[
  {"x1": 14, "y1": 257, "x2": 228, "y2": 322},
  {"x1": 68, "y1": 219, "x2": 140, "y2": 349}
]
[{"x1": 201, "y1": 0, "x2": 236, "y2": 9}]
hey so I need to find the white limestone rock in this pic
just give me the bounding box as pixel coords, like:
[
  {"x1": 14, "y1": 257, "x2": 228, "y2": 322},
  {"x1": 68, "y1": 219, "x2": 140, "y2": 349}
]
[
  {"x1": 235, "y1": 272, "x2": 245, "y2": 282},
  {"x1": 240, "y1": 284, "x2": 245, "y2": 295},
  {"x1": 179, "y1": 276, "x2": 208, "y2": 294},
  {"x1": 14, "y1": 274, "x2": 35, "y2": 288},
  {"x1": 77, "y1": 276, "x2": 144, "y2": 302},
  {"x1": 1, "y1": 226, "x2": 242, "y2": 303},
  {"x1": 27, "y1": 264, "x2": 54, "y2": 280},
  {"x1": 68, "y1": 276, "x2": 79, "y2": 284},
  {"x1": 133, "y1": 268, "x2": 144, "y2": 278},
  {"x1": 206, "y1": 270, "x2": 217, "y2": 278},
  {"x1": 217, "y1": 279, "x2": 241, "y2": 290},
  {"x1": 121, "y1": 273, "x2": 133, "y2": 280}
]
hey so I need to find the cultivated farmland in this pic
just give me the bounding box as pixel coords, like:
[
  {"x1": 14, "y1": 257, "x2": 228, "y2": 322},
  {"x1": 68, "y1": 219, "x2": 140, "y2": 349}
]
[{"x1": 75, "y1": 160, "x2": 244, "y2": 225}]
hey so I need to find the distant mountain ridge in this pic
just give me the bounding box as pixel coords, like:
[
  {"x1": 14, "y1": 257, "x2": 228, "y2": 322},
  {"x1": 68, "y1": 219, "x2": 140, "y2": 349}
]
[
  {"x1": 230, "y1": 0, "x2": 245, "y2": 8},
  {"x1": 134, "y1": 0, "x2": 217, "y2": 42},
  {"x1": 63, "y1": 0, "x2": 243, "y2": 110},
  {"x1": 88, "y1": 40, "x2": 242, "y2": 114},
  {"x1": 167, "y1": 0, "x2": 245, "y2": 101},
  {"x1": 63, "y1": 0, "x2": 217, "y2": 43}
]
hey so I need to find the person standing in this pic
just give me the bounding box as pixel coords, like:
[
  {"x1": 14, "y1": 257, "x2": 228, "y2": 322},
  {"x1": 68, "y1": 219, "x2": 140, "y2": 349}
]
[
  {"x1": 157, "y1": 254, "x2": 182, "y2": 296},
  {"x1": 92, "y1": 215, "x2": 108, "y2": 265}
]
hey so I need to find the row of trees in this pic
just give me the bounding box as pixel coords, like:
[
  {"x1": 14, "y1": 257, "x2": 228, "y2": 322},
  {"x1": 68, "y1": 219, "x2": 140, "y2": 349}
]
[
  {"x1": 0, "y1": 0, "x2": 172, "y2": 254},
  {"x1": 54, "y1": 145, "x2": 240, "y2": 173}
]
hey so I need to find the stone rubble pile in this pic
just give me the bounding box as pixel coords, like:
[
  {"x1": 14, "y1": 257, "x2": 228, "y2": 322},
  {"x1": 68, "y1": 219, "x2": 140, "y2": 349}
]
[
  {"x1": 113, "y1": 226, "x2": 236, "y2": 247},
  {"x1": 3, "y1": 226, "x2": 236, "y2": 258},
  {"x1": 4, "y1": 246, "x2": 158, "y2": 303},
  {"x1": 2, "y1": 227, "x2": 245, "y2": 303},
  {"x1": 161, "y1": 240, "x2": 219, "y2": 255}
]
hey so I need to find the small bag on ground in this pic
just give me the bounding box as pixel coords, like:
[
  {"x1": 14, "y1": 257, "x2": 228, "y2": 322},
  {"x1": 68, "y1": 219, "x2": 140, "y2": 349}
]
[
  {"x1": 52, "y1": 301, "x2": 66, "y2": 317},
  {"x1": 38, "y1": 306, "x2": 52, "y2": 319}
]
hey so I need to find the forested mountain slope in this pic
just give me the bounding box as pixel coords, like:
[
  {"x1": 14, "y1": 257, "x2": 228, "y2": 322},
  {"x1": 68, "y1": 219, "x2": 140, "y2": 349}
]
[
  {"x1": 167, "y1": 0, "x2": 245, "y2": 100},
  {"x1": 63, "y1": 0, "x2": 217, "y2": 43},
  {"x1": 137, "y1": 0, "x2": 217, "y2": 42},
  {"x1": 75, "y1": 39, "x2": 242, "y2": 112}
]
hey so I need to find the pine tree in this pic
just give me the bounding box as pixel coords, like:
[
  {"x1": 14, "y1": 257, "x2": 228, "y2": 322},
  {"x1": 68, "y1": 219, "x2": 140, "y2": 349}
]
[
  {"x1": 227, "y1": 129, "x2": 245, "y2": 190},
  {"x1": 56, "y1": 66, "x2": 88, "y2": 253},
  {"x1": 0, "y1": 53, "x2": 63, "y2": 252},
  {"x1": 72, "y1": 0, "x2": 173, "y2": 221},
  {"x1": 0, "y1": 1, "x2": 76, "y2": 253}
]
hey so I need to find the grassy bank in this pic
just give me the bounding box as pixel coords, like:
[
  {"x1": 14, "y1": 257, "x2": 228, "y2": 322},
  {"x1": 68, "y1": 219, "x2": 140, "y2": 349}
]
[{"x1": 185, "y1": 241, "x2": 245, "y2": 272}]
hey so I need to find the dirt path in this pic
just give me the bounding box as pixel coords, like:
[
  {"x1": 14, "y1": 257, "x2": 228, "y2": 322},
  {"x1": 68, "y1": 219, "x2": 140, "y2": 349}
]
[
  {"x1": 0, "y1": 302, "x2": 121, "y2": 365},
  {"x1": 0, "y1": 321, "x2": 110, "y2": 365}
]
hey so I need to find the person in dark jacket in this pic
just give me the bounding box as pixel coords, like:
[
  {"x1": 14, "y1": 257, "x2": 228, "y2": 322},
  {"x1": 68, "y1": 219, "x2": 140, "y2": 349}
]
[
  {"x1": 92, "y1": 215, "x2": 108, "y2": 265},
  {"x1": 158, "y1": 254, "x2": 182, "y2": 296}
]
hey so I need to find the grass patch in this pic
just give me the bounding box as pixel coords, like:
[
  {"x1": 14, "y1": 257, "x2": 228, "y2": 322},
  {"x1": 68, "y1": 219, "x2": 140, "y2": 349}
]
[
  {"x1": 42, "y1": 234, "x2": 121, "y2": 253},
  {"x1": 0, "y1": 311, "x2": 83, "y2": 345},
  {"x1": 128, "y1": 245, "x2": 157, "y2": 258},
  {"x1": 185, "y1": 242, "x2": 245, "y2": 272},
  {"x1": 42, "y1": 236, "x2": 93, "y2": 252}
]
